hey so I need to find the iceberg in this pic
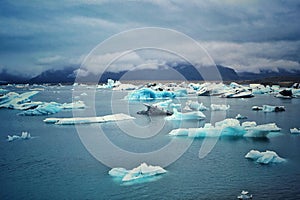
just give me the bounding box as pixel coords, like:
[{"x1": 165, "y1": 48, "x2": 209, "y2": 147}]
[
  {"x1": 290, "y1": 128, "x2": 300, "y2": 134},
  {"x1": 0, "y1": 91, "x2": 39, "y2": 110},
  {"x1": 137, "y1": 102, "x2": 173, "y2": 116},
  {"x1": 165, "y1": 108, "x2": 206, "y2": 121},
  {"x1": 126, "y1": 88, "x2": 176, "y2": 101},
  {"x1": 245, "y1": 150, "x2": 286, "y2": 164},
  {"x1": 43, "y1": 113, "x2": 135, "y2": 125},
  {"x1": 7, "y1": 132, "x2": 31, "y2": 142},
  {"x1": 98, "y1": 79, "x2": 121, "y2": 89},
  {"x1": 19, "y1": 101, "x2": 86, "y2": 116},
  {"x1": 184, "y1": 100, "x2": 209, "y2": 111},
  {"x1": 168, "y1": 118, "x2": 280, "y2": 138},
  {"x1": 108, "y1": 163, "x2": 167, "y2": 182},
  {"x1": 210, "y1": 104, "x2": 230, "y2": 111}
]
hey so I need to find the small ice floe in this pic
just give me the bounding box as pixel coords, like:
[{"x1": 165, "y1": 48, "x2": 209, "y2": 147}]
[
  {"x1": 245, "y1": 150, "x2": 286, "y2": 164},
  {"x1": 252, "y1": 105, "x2": 285, "y2": 112},
  {"x1": 290, "y1": 128, "x2": 300, "y2": 134},
  {"x1": 210, "y1": 104, "x2": 230, "y2": 111},
  {"x1": 235, "y1": 114, "x2": 247, "y2": 120},
  {"x1": 184, "y1": 100, "x2": 209, "y2": 111},
  {"x1": 237, "y1": 190, "x2": 253, "y2": 199},
  {"x1": 275, "y1": 89, "x2": 293, "y2": 99},
  {"x1": 165, "y1": 108, "x2": 206, "y2": 121},
  {"x1": 169, "y1": 118, "x2": 280, "y2": 138},
  {"x1": 7, "y1": 132, "x2": 31, "y2": 142},
  {"x1": 43, "y1": 113, "x2": 135, "y2": 125},
  {"x1": 137, "y1": 102, "x2": 173, "y2": 116},
  {"x1": 80, "y1": 92, "x2": 88, "y2": 96},
  {"x1": 108, "y1": 162, "x2": 167, "y2": 182}
]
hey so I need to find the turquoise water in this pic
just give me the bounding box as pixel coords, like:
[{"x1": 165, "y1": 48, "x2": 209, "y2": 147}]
[{"x1": 1, "y1": 86, "x2": 300, "y2": 199}]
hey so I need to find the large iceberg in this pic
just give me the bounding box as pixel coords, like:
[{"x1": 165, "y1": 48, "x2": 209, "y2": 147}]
[
  {"x1": 126, "y1": 88, "x2": 176, "y2": 100},
  {"x1": 43, "y1": 113, "x2": 135, "y2": 125},
  {"x1": 262, "y1": 105, "x2": 285, "y2": 112},
  {"x1": 210, "y1": 104, "x2": 230, "y2": 111},
  {"x1": 169, "y1": 118, "x2": 280, "y2": 138},
  {"x1": 7, "y1": 132, "x2": 31, "y2": 142},
  {"x1": 245, "y1": 150, "x2": 286, "y2": 164},
  {"x1": 108, "y1": 163, "x2": 167, "y2": 182},
  {"x1": 165, "y1": 108, "x2": 206, "y2": 121}
]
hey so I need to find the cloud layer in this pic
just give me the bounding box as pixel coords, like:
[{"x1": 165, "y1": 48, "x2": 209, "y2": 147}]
[{"x1": 0, "y1": 0, "x2": 299, "y2": 76}]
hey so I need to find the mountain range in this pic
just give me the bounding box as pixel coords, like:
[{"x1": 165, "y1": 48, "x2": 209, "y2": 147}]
[{"x1": 0, "y1": 64, "x2": 299, "y2": 84}]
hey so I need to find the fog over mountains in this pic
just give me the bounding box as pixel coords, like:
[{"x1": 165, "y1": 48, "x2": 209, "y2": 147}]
[{"x1": 1, "y1": 64, "x2": 299, "y2": 84}]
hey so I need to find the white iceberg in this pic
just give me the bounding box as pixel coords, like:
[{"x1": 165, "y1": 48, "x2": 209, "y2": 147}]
[
  {"x1": 7, "y1": 132, "x2": 31, "y2": 142},
  {"x1": 169, "y1": 118, "x2": 280, "y2": 138},
  {"x1": 98, "y1": 79, "x2": 121, "y2": 89},
  {"x1": 210, "y1": 104, "x2": 230, "y2": 111},
  {"x1": 290, "y1": 128, "x2": 300, "y2": 134},
  {"x1": 108, "y1": 162, "x2": 167, "y2": 182},
  {"x1": 165, "y1": 108, "x2": 206, "y2": 121},
  {"x1": 43, "y1": 113, "x2": 135, "y2": 125},
  {"x1": 185, "y1": 100, "x2": 209, "y2": 111},
  {"x1": 245, "y1": 150, "x2": 286, "y2": 164}
]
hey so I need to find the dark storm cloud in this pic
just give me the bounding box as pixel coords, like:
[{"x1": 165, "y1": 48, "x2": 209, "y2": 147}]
[{"x1": 0, "y1": 0, "x2": 299, "y2": 75}]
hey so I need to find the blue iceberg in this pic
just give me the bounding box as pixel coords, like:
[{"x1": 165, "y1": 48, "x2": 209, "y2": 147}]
[
  {"x1": 184, "y1": 100, "x2": 209, "y2": 111},
  {"x1": 245, "y1": 150, "x2": 286, "y2": 164},
  {"x1": 108, "y1": 163, "x2": 167, "y2": 182},
  {"x1": 126, "y1": 88, "x2": 177, "y2": 100}
]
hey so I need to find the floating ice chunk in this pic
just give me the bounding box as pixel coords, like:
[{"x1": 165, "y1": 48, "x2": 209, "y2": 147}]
[
  {"x1": 137, "y1": 102, "x2": 173, "y2": 116},
  {"x1": 98, "y1": 79, "x2": 121, "y2": 89},
  {"x1": 112, "y1": 83, "x2": 138, "y2": 91},
  {"x1": 80, "y1": 92, "x2": 88, "y2": 96},
  {"x1": 245, "y1": 150, "x2": 286, "y2": 164},
  {"x1": 126, "y1": 88, "x2": 176, "y2": 100},
  {"x1": 290, "y1": 128, "x2": 300, "y2": 134},
  {"x1": 19, "y1": 101, "x2": 85, "y2": 116},
  {"x1": 109, "y1": 163, "x2": 167, "y2": 182},
  {"x1": 7, "y1": 132, "x2": 31, "y2": 142},
  {"x1": 252, "y1": 106, "x2": 262, "y2": 111},
  {"x1": 0, "y1": 91, "x2": 39, "y2": 110},
  {"x1": 235, "y1": 114, "x2": 247, "y2": 120},
  {"x1": 210, "y1": 104, "x2": 230, "y2": 111},
  {"x1": 169, "y1": 118, "x2": 280, "y2": 138},
  {"x1": 165, "y1": 108, "x2": 206, "y2": 121},
  {"x1": 44, "y1": 113, "x2": 135, "y2": 125},
  {"x1": 262, "y1": 105, "x2": 285, "y2": 112},
  {"x1": 185, "y1": 100, "x2": 209, "y2": 111}
]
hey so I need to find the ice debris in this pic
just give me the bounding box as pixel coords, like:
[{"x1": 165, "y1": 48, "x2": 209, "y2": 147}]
[
  {"x1": 44, "y1": 113, "x2": 134, "y2": 125},
  {"x1": 252, "y1": 105, "x2": 285, "y2": 112},
  {"x1": 235, "y1": 114, "x2": 247, "y2": 120},
  {"x1": 0, "y1": 91, "x2": 39, "y2": 110},
  {"x1": 108, "y1": 162, "x2": 167, "y2": 182},
  {"x1": 290, "y1": 128, "x2": 300, "y2": 134},
  {"x1": 245, "y1": 150, "x2": 286, "y2": 164},
  {"x1": 137, "y1": 101, "x2": 173, "y2": 116},
  {"x1": 184, "y1": 100, "x2": 209, "y2": 111},
  {"x1": 210, "y1": 104, "x2": 230, "y2": 111},
  {"x1": 165, "y1": 108, "x2": 206, "y2": 121},
  {"x1": 169, "y1": 118, "x2": 280, "y2": 138},
  {"x1": 7, "y1": 132, "x2": 31, "y2": 142}
]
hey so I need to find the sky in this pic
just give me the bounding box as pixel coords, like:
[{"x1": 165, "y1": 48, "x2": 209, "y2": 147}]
[{"x1": 0, "y1": 0, "x2": 300, "y2": 77}]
